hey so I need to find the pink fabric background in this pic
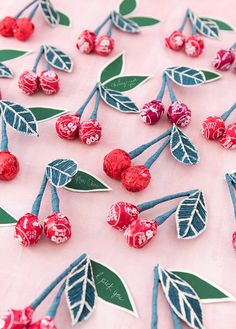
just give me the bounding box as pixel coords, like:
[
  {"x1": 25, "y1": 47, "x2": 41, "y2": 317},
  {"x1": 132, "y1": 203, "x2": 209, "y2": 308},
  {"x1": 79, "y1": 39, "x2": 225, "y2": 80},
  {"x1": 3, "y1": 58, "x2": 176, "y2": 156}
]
[{"x1": 0, "y1": 0, "x2": 236, "y2": 328}]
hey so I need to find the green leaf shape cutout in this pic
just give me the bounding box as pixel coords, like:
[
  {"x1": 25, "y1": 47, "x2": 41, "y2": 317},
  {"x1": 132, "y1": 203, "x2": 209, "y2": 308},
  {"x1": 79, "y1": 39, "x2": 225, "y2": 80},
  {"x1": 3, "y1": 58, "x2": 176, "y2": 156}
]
[
  {"x1": 129, "y1": 16, "x2": 161, "y2": 26},
  {"x1": 119, "y1": 0, "x2": 136, "y2": 16},
  {"x1": 57, "y1": 11, "x2": 71, "y2": 27},
  {"x1": 103, "y1": 75, "x2": 149, "y2": 92},
  {"x1": 29, "y1": 107, "x2": 67, "y2": 122},
  {"x1": 0, "y1": 206, "x2": 17, "y2": 226},
  {"x1": 100, "y1": 53, "x2": 124, "y2": 83},
  {"x1": 0, "y1": 49, "x2": 30, "y2": 62}
]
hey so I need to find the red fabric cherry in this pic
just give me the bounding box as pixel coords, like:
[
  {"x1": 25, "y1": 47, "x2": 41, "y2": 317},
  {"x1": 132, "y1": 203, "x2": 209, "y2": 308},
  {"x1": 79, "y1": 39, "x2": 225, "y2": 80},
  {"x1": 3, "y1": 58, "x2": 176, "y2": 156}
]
[
  {"x1": 55, "y1": 114, "x2": 80, "y2": 140},
  {"x1": 95, "y1": 35, "x2": 114, "y2": 56},
  {"x1": 140, "y1": 100, "x2": 164, "y2": 125},
  {"x1": 201, "y1": 116, "x2": 225, "y2": 140},
  {"x1": 79, "y1": 119, "x2": 102, "y2": 145},
  {"x1": 18, "y1": 70, "x2": 39, "y2": 95},
  {"x1": 0, "y1": 16, "x2": 16, "y2": 37},
  {"x1": 219, "y1": 123, "x2": 236, "y2": 149},
  {"x1": 44, "y1": 212, "x2": 71, "y2": 244},
  {"x1": 124, "y1": 219, "x2": 158, "y2": 248},
  {"x1": 39, "y1": 70, "x2": 60, "y2": 95},
  {"x1": 121, "y1": 165, "x2": 151, "y2": 192},
  {"x1": 212, "y1": 49, "x2": 235, "y2": 71},
  {"x1": 165, "y1": 31, "x2": 185, "y2": 51},
  {"x1": 0, "y1": 151, "x2": 19, "y2": 181},
  {"x1": 13, "y1": 18, "x2": 34, "y2": 41},
  {"x1": 0, "y1": 306, "x2": 33, "y2": 329},
  {"x1": 185, "y1": 35, "x2": 204, "y2": 57},
  {"x1": 107, "y1": 202, "x2": 139, "y2": 231},
  {"x1": 76, "y1": 30, "x2": 96, "y2": 54},
  {"x1": 14, "y1": 213, "x2": 42, "y2": 247},
  {"x1": 167, "y1": 101, "x2": 191, "y2": 128},
  {"x1": 103, "y1": 149, "x2": 131, "y2": 180}
]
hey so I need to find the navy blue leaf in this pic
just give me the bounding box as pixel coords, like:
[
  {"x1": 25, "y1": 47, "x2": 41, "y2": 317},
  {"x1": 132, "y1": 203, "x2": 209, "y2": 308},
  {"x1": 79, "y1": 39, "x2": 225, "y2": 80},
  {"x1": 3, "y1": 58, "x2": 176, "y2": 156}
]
[
  {"x1": 165, "y1": 67, "x2": 205, "y2": 87},
  {"x1": 188, "y1": 10, "x2": 219, "y2": 39},
  {"x1": 46, "y1": 159, "x2": 78, "y2": 187},
  {"x1": 0, "y1": 62, "x2": 13, "y2": 78},
  {"x1": 99, "y1": 84, "x2": 139, "y2": 113},
  {"x1": 66, "y1": 255, "x2": 96, "y2": 325},
  {"x1": 176, "y1": 190, "x2": 207, "y2": 239},
  {"x1": 39, "y1": 0, "x2": 59, "y2": 26},
  {"x1": 170, "y1": 125, "x2": 200, "y2": 165},
  {"x1": 111, "y1": 11, "x2": 140, "y2": 33},
  {"x1": 43, "y1": 44, "x2": 73, "y2": 72},
  {"x1": 158, "y1": 266, "x2": 204, "y2": 329},
  {"x1": 0, "y1": 100, "x2": 38, "y2": 135}
]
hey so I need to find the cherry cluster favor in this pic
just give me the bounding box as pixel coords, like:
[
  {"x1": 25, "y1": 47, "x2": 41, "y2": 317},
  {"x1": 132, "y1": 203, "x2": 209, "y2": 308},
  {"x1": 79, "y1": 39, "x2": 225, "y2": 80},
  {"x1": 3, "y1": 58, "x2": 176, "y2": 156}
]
[
  {"x1": 55, "y1": 53, "x2": 149, "y2": 145},
  {"x1": 0, "y1": 94, "x2": 38, "y2": 181},
  {"x1": 165, "y1": 8, "x2": 234, "y2": 57},
  {"x1": 14, "y1": 159, "x2": 78, "y2": 246},
  {"x1": 104, "y1": 125, "x2": 200, "y2": 192},
  {"x1": 201, "y1": 102, "x2": 236, "y2": 149},
  {"x1": 18, "y1": 44, "x2": 73, "y2": 96},
  {"x1": 212, "y1": 42, "x2": 236, "y2": 72},
  {"x1": 140, "y1": 66, "x2": 221, "y2": 127},
  {"x1": 76, "y1": 0, "x2": 160, "y2": 56},
  {"x1": 0, "y1": 0, "x2": 68, "y2": 41},
  {"x1": 225, "y1": 172, "x2": 236, "y2": 250},
  {"x1": 107, "y1": 189, "x2": 207, "y2": 248}
]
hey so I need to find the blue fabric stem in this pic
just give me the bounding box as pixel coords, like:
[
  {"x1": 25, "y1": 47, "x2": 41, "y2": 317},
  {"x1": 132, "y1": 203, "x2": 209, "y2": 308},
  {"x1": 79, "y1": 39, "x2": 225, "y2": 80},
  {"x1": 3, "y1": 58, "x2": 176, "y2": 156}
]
[
  {"x1": 155, "y1": 206, "x2": 178, "y2": 226},
  {"x1": 129, "y1": 128, "x2": 172, "y2": 160},
  {"x1": 230, "y1": 42, "x2": 236, "y2": 50},
  {"x1": 1, "y1": 117, "x2": 8, "y2": 151},
  {"x1": 90, "y1": 90, "x2": 101, "y2": 120},
  {"x1": 221, "y1": 103, "x2": 236, "y2": 121},
  {"x1": 138, "y1": 189, "x2": 198, "y2": 213},
  {"x1": 171, "y1": 309, "x2": 183, "y2": 329},
  {"x1": 94, "y1": 14, "x2": 112, "y2": 35},
  {"x1": 47, "y1": 281, "x2": 66, "y2": 318},
  {"x1": 28, "y1": 3, "x2": 39, "y2": 19},
  {"x1": 31, "y1": 174, "x2": 48, "y2": 216},
  {"x1": 191, "y1": 24, "x2": 197, "y2": 36},
  {"x1": 151, "y1": 266, "x2": 159, "y2": 329},
  {"x1": 178, "y1": 9, "x2": 190, "y2": 33},
  {"x1": 45, "y1": 59, "x2": 50, "y2": 71},
  {"x1": 144, "y1": 137, "x2": 170, "y2": 169},
  {"x1": 106, "y1": 18, "x2": 113, "y2": 36},
  {"x1": 32, "y1": 46, "x2": 44, "y2": 73},
  {"x1": 51, "y1": 184, "x2": 60, "y2": 213},
  {"x1": 155, "y1": 75, "x2": 167, "y2": 101},
  {"x1": 166, "y1": 76, "x2": 177, "y2": 103},
  {"x1": 76, "y1": 83, "x2": 99, "y2": 117},
  {"x1": 30, "y1": 253, "x2": 86, "y2": 310},
  {"x1": 225, "y1": 174, "x2": 236, "y2": 219},
  {"x1": 15, "y1": 0, "x2": 38, "y2": 18}
]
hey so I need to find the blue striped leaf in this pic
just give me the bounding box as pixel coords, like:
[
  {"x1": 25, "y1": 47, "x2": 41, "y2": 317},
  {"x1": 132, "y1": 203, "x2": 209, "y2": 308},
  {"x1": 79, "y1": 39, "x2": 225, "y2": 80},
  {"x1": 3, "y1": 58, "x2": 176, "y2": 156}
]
[
  {"x1": 46, "y1": 159, "x2": 78, "y2": 187},
  {"x1": 65, "y1": 255, "x2": 97, "y2": 325},
  {"x1": 99, "y1": 84, "x2": 139, "y2": 113},
  {"x1": 176, "y1": 190, "x2": 207, "y2": 239},
  {"x1": 229, "y1": 171, "x2": 236, "y2": 188},
  {"x1": 188, "y1": 10, "x2": 219, "y2": 39},
  {"x1": 0, "y1": 63, "x2": 13, "y2": 78},
  {"x1": 158, "y1": 266, "x2": 204, "y2": 329},
  {"x1": 170, "y1": 125, "x2": 199, "y2": 165},
  {"x1": 43, "y1": 44, "x2": 73, "y2": 72},
  {"x1": 165, "y1": 67, "x2": 205, "y2": 87},
  {"x1": 39, "y1": 0, "x2": 59, "y2": 26},
  {"x1": 111, "y1": 11, "x2": 140, "y2": 33},
  {"x1": 0, "y1": 100, "x2": 38, "y2": 135}
]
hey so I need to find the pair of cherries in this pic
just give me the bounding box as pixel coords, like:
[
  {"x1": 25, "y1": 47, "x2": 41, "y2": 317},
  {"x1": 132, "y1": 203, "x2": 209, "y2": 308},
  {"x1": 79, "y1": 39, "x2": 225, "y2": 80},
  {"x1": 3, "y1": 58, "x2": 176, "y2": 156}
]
[
  {"x1": 0, "y1": 16, "x2": 34, "y2": 41},
  {"x1": 14, "y1": 211, "x2": 71, "y2": 247},
  {"x1": 77, "y1": 30, "x2": 114, "y2": 56},
  {"x1": 212, "y1": 48, "x2": 236, "y2": 72},
  {"x1": 18, "y1": 70, "x2": 60, "y2": 96},
  {"x1": 165, "y1": 31, "x2": 204, "y2": 57}
]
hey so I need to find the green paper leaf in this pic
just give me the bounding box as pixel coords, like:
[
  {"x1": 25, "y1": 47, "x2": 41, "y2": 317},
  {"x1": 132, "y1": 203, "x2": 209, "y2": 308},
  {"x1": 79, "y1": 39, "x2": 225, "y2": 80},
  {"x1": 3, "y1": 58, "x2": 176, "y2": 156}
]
[
  {"x1": 100, "y1": 53, "x2": 124, "y2": 83},
  {"x1": 39, "y1": 0, "x2": 59, "y2": 26},
  {"x1": 29, "y1": 107, "x2": 67, "y2": 122},
  {"x1": 188, "y1": 10, "x2": 219, "y2": 39},
  {"x1": 103, "y1": 75, "x2": 149, "y2": 92},
  {"x1": 91, "y1": 260, "x2": 138, "y2": 317},
  {"x1": 128, "y1": 17, "x2": 161, "y2": 27},
  {"x1": 172, "y1": 271, "x2": 236, "y2": 303},
  {"x1": 200, "y1": 17, "x2": 235, "y2": 31},
  {"x1": 43, "y1": 44, "x2": 73, "y2": 72},
  {"x1": 64, "y1": 169, "x2": 111, "y2": 192},
  {"x1": 57, "y1": 11, "x2": 71, "y2": 27},
  {"x1": 200, "y1": 69, "x2": 222, "y2": 83},
  {"x1": 112, "y1": 11, "x2": 140, "y2": 33},
  {"x1": 0, "y1": 49, "x2": 31, "y2": 62},
  {"x1": 0, "y1": 206, "x2": 17, "y2": 226},
  {"x1": 119, "y1": 0, "x2": 136, "y2": 16},
  {"x1": 0, "y1": 63, "x2": 13, "y2": 78},
  {"x1": 165, "y1": 67, "x2": 205, "y2": 87}
]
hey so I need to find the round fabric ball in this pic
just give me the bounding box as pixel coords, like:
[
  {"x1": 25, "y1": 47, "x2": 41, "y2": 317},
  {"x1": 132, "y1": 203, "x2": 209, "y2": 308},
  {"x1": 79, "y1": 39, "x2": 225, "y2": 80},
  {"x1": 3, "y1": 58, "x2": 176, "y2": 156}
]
[
  {"x1": 103, "y1": 149, "x2": 131, "y2": 180},
  {"x1": 95, "y1": 35, "x2": 114, "y2": 56},
  {"x1": 0, "y1": 151, "x2": 19, "y2": 181},
  {"x1": 184, "y1": 35, "x2": 204, "y2": 57},
  {"x1": 201, "y1": 116, "x2": 225, "y2": 140},
  {"x1": 76, "y1": 30, "x2": 96, "y2": 54},
  {"x1": 219, "y1": 123, "x2": 236, "y2": 149},
  {"x1": 167, "y1": 101, "x2": 191, "y2": 128},
  {"x1": 39, "y1": 70, "x2": 60, "y2": 95},
  {"x1": 107, "y1": 202, "x2": 139, "y2": 231},
  {"x1": 55, "y1": 114, "x2": 80, "y2": 140},
  {"x1": 124, "y1": 219, "x2": 158, "y2": 248},
  {"x1": 44, "y1": 212, "x2": 71, "y2": 244},
  {"x1": 18, "y1": 70, "x2": 39, "y2": 95},
  {"x1": 79, "y1": 119, "x2": 102, "y2": 145},
  {"x1": 121, "y1": 165, "x2": 151, "y2": 192},
  {"x1": 212, "y1": 49, "x2": 235, "y2": 71},
  {"x1": 28, "y1": 317, "x2": 56, "y2": 329},
  {"x1": 14, "y1": 213, "x2": 42, "y2": 247},
  {"x1": 0, "y1": 307, "x2": 33, "y2": 329},
  {"x1": 0, "y1": 16, "x2": 16, "y2": 37},
  {"x1": 140, "y1": 100, "x2": 164, "y2": 125},
  {"x1": 13, "y1": 18, "x2": 34, "y2": 41},
  {"x1": 165, "y1": 30, "x2": 185, "y2": 51}
]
